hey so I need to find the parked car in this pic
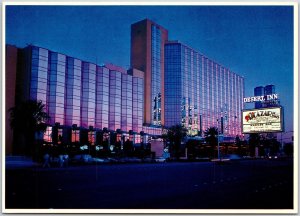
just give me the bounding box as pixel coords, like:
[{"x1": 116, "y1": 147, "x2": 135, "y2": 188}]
[
  {"x1": 155, "y1": 157, "x2": 166, "y2": 163},
  {"x1": 72, "y1": 154, "x2": 93, "y2": 164}
]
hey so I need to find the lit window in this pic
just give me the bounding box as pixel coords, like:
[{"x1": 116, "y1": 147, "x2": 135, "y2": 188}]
[
  {"x1": 72, "y1": 129, "x2": 80, "y2": 142},
  {"x1": 88, "y1": 131, "x2": 95, "y2": 145},
  {"x1": 44, "y1": 126, "x2": 52, "y2": 143}
]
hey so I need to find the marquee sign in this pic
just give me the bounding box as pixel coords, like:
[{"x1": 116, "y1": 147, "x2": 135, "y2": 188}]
[
  {"x1": 242, "y1": 107, "x2": 283, "y2": 133},
  {"x1": 243, "y1": 94, "x2": 278, "y2": 103}
]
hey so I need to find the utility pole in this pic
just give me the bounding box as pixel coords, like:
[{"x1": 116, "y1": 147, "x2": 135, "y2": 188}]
[
  {"x1": 217, "y1": 118, "x2": 221, "y2": 160},
  {"x1": 217, "y1": 127, "x2": 220, "y2": 160}
]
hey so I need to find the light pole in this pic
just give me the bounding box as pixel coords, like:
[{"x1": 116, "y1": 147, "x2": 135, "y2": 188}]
[
  {"x1": 217, "y1": 126, "x2": 220, "y2": 160},
  {"x1": 217, "y1": 118, "x2": 223, "y2": 160}
]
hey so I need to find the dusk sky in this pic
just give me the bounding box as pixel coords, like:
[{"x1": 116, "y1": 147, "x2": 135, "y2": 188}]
[{"x1": 5, "y1": 5, "x2": 294, "y2": 132}]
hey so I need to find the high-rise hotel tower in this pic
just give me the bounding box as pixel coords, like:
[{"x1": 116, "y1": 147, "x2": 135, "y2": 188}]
[
  {"x1": 131, "y1": 19, "x2": 168, "y2": 126},
  {"x1": 130, "y1": 19, "x2": 244, "y2": 137},
  {"x1": 164, "y1": 41, "x2": 244, "y2": 136}
]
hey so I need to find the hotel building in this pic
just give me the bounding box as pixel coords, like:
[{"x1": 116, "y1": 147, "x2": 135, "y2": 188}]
[
  {"x1": 7, "y1": 45, "x2": 152, "y2": 153},
  {"x1": 6, "y1": 18, "x2": 244, "y2": 154},
  {"x1": 131, "y1": 19, "x2": 168, "y2": 126},
  {"x1": 164, "y1": 41, "x2": 244, "y2": 137},
  {"x1": 130, "y1": 19, "x2": 244, "y2": 138},
  {"x1": 254, "y1": 84, "x2": 280, "y2": 108}
]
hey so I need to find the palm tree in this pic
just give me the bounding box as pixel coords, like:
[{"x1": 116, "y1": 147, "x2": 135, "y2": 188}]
[
  {"x1": 9, "y1": 100, "x2": 50, "y2": 157},
  {"x1": 162, "y1": 124, "x2": 187, "y2": 160},
  {"x1": 204, "y1": 127, "x2": 219, "y2": 158}
]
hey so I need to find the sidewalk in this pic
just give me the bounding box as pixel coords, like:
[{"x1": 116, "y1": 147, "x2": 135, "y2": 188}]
[{"x1": 5, "y1": 156, "x2": 40, "y2": 169}]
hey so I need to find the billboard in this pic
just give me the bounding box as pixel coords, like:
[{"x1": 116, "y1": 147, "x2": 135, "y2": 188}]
[{"x1": 242, "y1": 107, "x2": 283, "y2": 133}]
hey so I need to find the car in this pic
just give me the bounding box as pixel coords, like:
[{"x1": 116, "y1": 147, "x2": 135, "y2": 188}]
[
  {"x1": 267, "y1": 155, "x2": 278, "y2": 159},
  {"x1": 155, "y1": 157, "x2": 166, "y2": 163},
  {"x1": 72, "y1": 154, "x2": 93, "y2": 164}
]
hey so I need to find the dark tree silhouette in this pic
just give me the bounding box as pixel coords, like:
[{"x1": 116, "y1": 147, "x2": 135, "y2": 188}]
[
  {"x1": 261, "y1": 136, "x2": 280, "y2": 157},
  {"x1": 248, "y1": 133, "x2": 261, "y2": 157},
  {"x1": 236, "y1": 135, "x2": 241, "y2": 156},
  {"x1": 162, "y1": 124, "x2": 187, "y2": 160},
  {"x1": 204, "y1": 127, "x2": 219, "y2": 158},
  {"x1": 9, "y1": 100, "x2": 50, "y2": 157},
  {"x1": 284, "y1": 143, "x2": 293, "y2": 156}
]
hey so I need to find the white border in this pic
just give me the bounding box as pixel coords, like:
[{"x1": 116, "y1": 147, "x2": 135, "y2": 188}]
[
  {"x1": 1, "y1": 1, "x2": 299, "y2": 5},
  {"x1": 1, "y1": 208, "x2": 299, "y2": 214},
  {"x1": 2, "y1": 2, "x2": 6, "y2": 214},
  {"x1": 293, "y1": 0, "x2": 299, "y2": 214},
  {"x1": 2, "y1": 1, "x2": 298, "y2": 214}
]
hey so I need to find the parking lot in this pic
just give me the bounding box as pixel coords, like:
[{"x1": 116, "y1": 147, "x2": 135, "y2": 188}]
[{"x1": 5, "y1": 158, "x2": 294, "y2": 210}]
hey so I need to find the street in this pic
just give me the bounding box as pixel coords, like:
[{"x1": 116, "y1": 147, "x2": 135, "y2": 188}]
[{"x1": 5, "y1": 159, "x2": 293, "y2": 209}]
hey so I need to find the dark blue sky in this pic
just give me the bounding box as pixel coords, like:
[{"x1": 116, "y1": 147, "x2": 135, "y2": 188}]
[{"x1": 6, "y1": 5, "x2": 294, "y2": 132}]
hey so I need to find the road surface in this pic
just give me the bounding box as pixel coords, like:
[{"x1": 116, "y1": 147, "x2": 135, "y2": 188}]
[{"x1": 5, "y1": 159, "x2": 293, "y2": 209}]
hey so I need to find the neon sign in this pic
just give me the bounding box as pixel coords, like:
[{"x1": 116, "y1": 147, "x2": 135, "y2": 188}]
[
  {"x1": 242, "y1": 107, "x2": 283, "y2": 133},
  {"x1": 243, "y1": 94, "x2": 278, "y2": 103}
]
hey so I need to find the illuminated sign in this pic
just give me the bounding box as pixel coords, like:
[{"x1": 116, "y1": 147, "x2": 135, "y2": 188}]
[
  {"x1": 243, "y1": 94, "x2": 278, "y2": 103},
  {"x1": 242, "y1": 107, "x2": 283, "y2": 133}
]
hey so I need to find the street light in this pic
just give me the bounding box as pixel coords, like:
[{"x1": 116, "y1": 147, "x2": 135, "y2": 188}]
[{"x1": 217, "y1": 118, "x2": 222, "y2": 160}]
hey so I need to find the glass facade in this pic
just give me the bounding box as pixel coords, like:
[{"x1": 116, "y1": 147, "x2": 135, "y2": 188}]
[
  {"x1": 65, "y1": 57, "x2": 82, "y2": 126},
  {"x1": 12, "y1": 19, "x2": 248, "y2": 148},
  {"x1": 264, "y1": 84, "x2": 275, "y2": 95},
  {"x1": 165, "y1": 42, "x2": 244, "y2": 137},
  {"x1": 81, "y1": 62, "x2": 96, "y2": 128},
  {"x1": 164, "y1": 43, "x2": 199, "y2": 136},
  {"x1": 130, "y1": 19, "x2": 168, "y2": 126},
  {"x1": 151, "y1": 25, "x2": 162, "y2": 125},
  {"x1": 254, "y1": 86, "x2": 264, "y2": 96},
  {"x1": 26, "y1": 16, "x2": 246, "y2": 143},
  {"x1": 48, "y1": 52, "x2": 66, "y2": 124},
  {"x1": 26, "y1": 45, "x2": 145, "y2": 140},
  {"x1": 30, "y1": 47, "x2": 48, "y2": 105},
  {"x1": 164, "y1": 44, "x2": 183, "y2": 128},
  {"x1": 142, "y1": 126, "x2": 162, "y2": 136},
  {"x1": 254, "y1": 84, "x2": 279, "y2": 108},
  {"x1": 254, "y1": 86, "x2": 264, "y2": 108},
  {"x1": 132, "y1": 76, "x2": 144, "y2": 133},
  {"x1": 109, "y1": 70, "x2": 122, "y2": 131},
  {"x1": 121, "y1": 73, "x2": 133, "y2": 132},
  {"x1": 95, "y1": 66, "x2": 110, "y2": 129}
]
